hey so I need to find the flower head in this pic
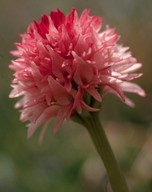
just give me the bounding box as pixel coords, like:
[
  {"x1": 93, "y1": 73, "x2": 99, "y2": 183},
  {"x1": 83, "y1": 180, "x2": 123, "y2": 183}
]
[{"x1": 9, "y1": 9, "x2": 145, "y2": 142}]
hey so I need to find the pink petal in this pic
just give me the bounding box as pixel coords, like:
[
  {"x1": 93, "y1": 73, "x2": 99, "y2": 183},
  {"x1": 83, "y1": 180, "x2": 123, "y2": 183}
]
[
  {"x1": 47, "y1": 46, "x2": 65, "y2": 80},
  {"x1": 48, "y1": 76, "x2": 72, "y2": 105},
  {"x1": 9, "y1": 85, "x2": 24, "y2": 98},
  {"x1": 39, "y1": 120, "x2": 50, "y2": 144},
  {"x1": 50, "y1": 9, "x2": 65, "y2": 29},
  {"x1": 73, "y1": 51, "x2": 94, "y2": 86},
  {"x1": 81, "y1": 101, "x2": 100, "y2": 112},
  {"x1": 27, "y1": 105, "x2": 59, "y2": 138},
  {"x1": 87, "y1": 87, "x2": 102, "y2": 102},
  {"x1": 124, "y1": 96, "x2": 135, "y2": 108},
  {"x1": 120, "y1": 82, "x2": 146, "y2": 97}
]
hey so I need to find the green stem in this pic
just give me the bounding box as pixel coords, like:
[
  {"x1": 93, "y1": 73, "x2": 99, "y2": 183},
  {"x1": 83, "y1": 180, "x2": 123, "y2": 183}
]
[{"x1": 80, "y1": 112, "x2": 129, "y2": 192}]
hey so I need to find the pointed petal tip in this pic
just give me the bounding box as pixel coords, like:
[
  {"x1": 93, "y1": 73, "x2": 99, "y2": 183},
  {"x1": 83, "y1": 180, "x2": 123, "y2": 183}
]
[
  {"x1": 27, "y1": 123, "x2": 37, "y2": 139},
  {"x1": 139, "y1": 89, "x2": 146, "y2": 97}
]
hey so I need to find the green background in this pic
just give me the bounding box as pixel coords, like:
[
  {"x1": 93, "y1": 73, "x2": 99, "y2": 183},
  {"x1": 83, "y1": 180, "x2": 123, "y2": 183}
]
[{"x1": 0, "y1": 0, "x2": 152, "y2": 191}]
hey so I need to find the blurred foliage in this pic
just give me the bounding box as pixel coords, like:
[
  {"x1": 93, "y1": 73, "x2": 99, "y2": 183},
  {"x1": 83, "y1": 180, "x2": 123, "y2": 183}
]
[{"x1": 0, "y1": 0, "x2": 152, "y2": 191}]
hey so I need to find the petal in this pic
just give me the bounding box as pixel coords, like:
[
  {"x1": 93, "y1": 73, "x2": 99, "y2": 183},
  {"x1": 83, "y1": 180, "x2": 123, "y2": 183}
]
[
  {"x1": 81, "y1": 101, "x2": 100, "y2": 112},
  {"x1": 48, "y1": 76, "x2": 72, "y2": 105},
  {"x1": 39, "y1": 120, "x2": 50, "y2": 144},
  {"x1": 47, "y1": 46, "x2": 65, "y2": 81},
  {"x1": 53, "y1": 109, "x2": 65, "y2": 134},
  {"x1": 113, "y1": 63, "x2": 142, "y2": 74},
  {"x1": 124, "y1": 96, "x2": 135, "y2": 108},
  {"x1": 53, "y1": 104, "x2": 73, "y2": 134},
  {"x1": 50, "y1": 9, "x2": 65, "y2": 29},
  {"x1": 79, "y1": 9, "x2": 103, "y2": 32},
  {"x1": 9, "y1": 85, "x2": 24, "y2": 98},
  {"x1": 87, "y1": 87, "x2": 102, "y2": 102},
  {"x1": 120, "y1": 82, "x2": 146, "y2": 97},
  {"x1": 103, "y1": 84, "x2": 125, "y2": 102},
  {"x1": 72, "y1": 51, "x2": 94, "y2": 86},
  {"x1": 27, "y1": 105, "x2": 59, "y2": 138}
]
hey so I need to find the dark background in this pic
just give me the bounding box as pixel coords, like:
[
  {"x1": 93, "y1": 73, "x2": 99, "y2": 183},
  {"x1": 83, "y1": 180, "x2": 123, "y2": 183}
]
[{"x1": 0, "y1": 0, "x2": 152, "y2": 191}]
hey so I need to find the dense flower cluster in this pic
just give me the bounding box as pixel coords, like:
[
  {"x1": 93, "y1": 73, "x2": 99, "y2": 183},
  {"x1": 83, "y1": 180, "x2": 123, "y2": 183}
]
[{"x1": 9, "y1": 9, "x2": 145, "y2": 141}]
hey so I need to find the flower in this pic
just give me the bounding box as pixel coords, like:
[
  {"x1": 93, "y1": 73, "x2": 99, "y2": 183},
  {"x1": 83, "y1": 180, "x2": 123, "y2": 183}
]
[{"x1": 9, "y1": 8, "x2": 145, "y2": 142}]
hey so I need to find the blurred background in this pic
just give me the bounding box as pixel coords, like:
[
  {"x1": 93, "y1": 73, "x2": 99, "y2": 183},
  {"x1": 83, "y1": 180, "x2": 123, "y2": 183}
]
[{"x1": 0, "y1": 0, "x2": 152, "y2": 191}]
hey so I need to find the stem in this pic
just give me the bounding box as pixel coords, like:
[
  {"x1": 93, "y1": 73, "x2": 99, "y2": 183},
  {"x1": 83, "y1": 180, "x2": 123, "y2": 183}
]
[{"x1": 82, "y1": 112, "x2": 129, "y2": 192}]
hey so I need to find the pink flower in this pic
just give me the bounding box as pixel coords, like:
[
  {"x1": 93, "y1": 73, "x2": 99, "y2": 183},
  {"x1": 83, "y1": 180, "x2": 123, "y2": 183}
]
[{"x1": 9, "y1": 9, "x2": 145, "y2": 142}]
